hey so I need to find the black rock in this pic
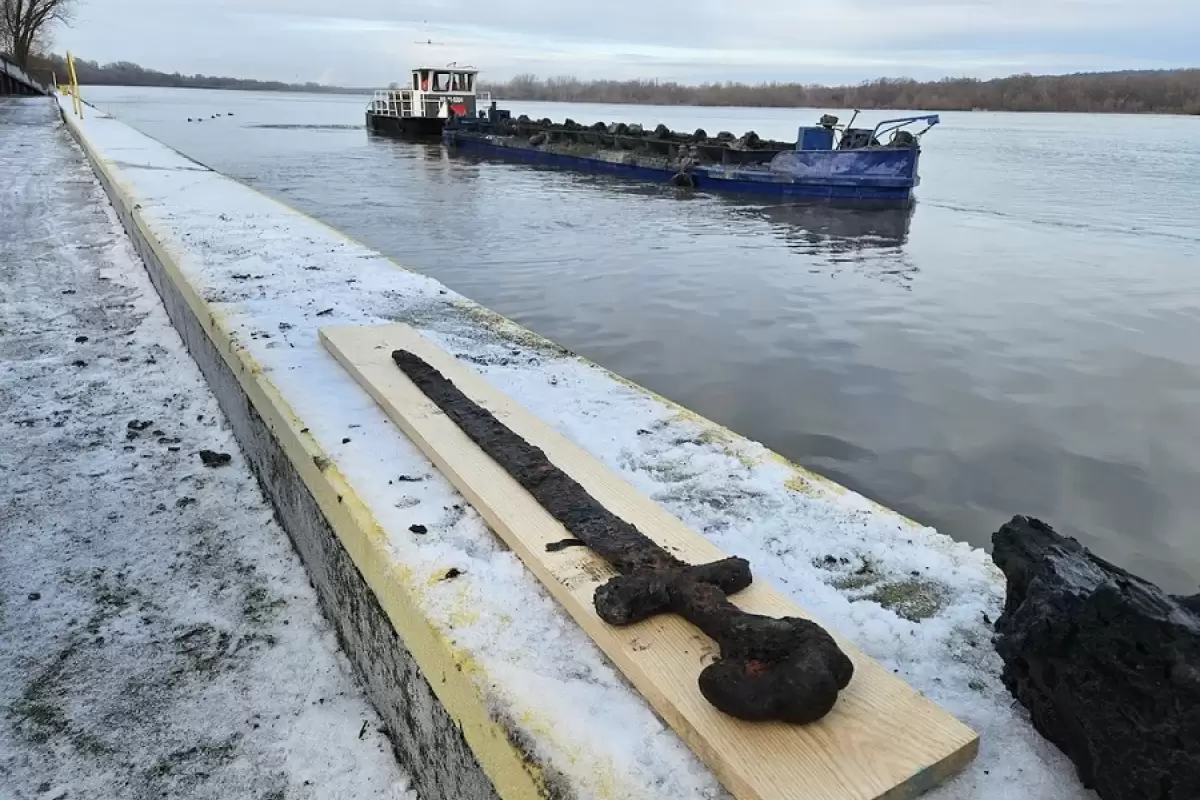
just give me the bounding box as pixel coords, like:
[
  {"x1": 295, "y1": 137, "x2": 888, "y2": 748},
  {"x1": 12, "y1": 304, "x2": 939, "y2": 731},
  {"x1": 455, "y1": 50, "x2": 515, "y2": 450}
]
[
  {"x1": 992, "y1": 516, "x2": 1200, "y2": 800},
  {"x1": 198, "y1": 450, "x2": 232, "y2": 468}
]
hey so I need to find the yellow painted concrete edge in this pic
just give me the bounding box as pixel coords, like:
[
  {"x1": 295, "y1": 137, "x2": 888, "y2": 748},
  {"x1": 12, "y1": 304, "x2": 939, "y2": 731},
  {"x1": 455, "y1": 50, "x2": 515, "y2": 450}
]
[{"x1": 60, "y1": 105, "x2": 551, "y2": 799}]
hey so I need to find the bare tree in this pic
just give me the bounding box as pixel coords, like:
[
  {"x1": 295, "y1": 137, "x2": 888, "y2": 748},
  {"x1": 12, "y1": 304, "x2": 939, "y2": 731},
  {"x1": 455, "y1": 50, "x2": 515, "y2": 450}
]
[{"x1": 1, "y1": 0, "x2": 73, "y2": 68}]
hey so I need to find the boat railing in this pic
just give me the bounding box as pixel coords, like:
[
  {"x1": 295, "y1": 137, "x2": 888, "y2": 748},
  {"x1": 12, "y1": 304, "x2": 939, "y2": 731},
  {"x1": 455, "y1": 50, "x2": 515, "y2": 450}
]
[
  {"x1": 869, "y1": 114, "x2": 940, "y2": 145},
  {"x1": 371, "y1": 88, "x2": 488, "y2": 118},
  {"x1": 370, "y1": 89, "x2": 416, "y2": 118}
]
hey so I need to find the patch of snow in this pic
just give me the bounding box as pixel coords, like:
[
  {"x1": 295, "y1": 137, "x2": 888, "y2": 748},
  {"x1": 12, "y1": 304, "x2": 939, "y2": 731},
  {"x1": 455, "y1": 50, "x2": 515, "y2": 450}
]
[
  {"x1": 58, "y1": 95, "x2": 1093, "y2": 799},
  {"x1": 0, "y1": 97, "x2": 414, "y2": 800}
]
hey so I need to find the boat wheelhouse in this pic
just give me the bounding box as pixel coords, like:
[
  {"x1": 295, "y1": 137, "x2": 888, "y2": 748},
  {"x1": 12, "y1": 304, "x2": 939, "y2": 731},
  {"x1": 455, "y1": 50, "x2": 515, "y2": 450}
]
[{"x1": 365, "y1": 64, "x2": 489, "y2": 139}]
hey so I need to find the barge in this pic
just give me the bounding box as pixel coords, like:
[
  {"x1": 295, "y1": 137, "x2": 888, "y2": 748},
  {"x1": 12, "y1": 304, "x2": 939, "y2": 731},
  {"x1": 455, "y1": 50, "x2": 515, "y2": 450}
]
[
  {"x1": 365, "y1": 65, "x2": 939, "y2": 206},
  {"x1": 444, "y1": 109, "x2": 939, "y2": 207}
]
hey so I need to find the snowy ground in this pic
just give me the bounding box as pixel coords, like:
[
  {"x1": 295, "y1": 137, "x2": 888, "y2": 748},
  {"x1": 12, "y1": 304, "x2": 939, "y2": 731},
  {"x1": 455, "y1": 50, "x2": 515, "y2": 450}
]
[
  {"x1": 0, "y1": 97, "x2": 414, "y2": 800},
  {"x1": 56, "y1": 94, "x2": 1096, "y2": 799}
]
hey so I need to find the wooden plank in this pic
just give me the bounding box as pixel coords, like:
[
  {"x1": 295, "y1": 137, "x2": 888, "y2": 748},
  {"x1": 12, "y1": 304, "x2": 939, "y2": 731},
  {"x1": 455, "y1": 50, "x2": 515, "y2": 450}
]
[{"x1": 320, "y1": 322, "x2": 979, "y2": 800}]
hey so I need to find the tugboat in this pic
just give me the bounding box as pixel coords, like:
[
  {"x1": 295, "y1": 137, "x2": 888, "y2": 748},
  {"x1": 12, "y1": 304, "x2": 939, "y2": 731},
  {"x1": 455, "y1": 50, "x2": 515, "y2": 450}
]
[
  {"x1": 365, "y1": 64, "x2": 488, "y2": 140},
  {"x1": 444, "y1": 108, "x2": 940, "y2": 207}
]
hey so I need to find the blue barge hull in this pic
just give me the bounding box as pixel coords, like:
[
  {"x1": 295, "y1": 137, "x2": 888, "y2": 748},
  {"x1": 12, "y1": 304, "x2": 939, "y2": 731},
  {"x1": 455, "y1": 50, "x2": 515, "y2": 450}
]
[{"x1": 443, "y1": 132, "x2": 921, "y2": 207}]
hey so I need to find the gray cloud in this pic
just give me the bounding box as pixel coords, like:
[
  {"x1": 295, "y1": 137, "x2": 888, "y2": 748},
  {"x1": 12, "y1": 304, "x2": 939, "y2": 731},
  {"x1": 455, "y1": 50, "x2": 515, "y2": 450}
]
[{"x1": 57, "y1": 0, "x2": 1198, "y2": 86}]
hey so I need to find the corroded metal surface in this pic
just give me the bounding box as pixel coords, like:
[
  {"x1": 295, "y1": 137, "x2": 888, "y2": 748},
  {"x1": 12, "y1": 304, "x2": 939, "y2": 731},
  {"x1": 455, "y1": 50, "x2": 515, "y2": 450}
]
[{"x1": 393, "y1": 348, "x2": 854, "y2": 724}]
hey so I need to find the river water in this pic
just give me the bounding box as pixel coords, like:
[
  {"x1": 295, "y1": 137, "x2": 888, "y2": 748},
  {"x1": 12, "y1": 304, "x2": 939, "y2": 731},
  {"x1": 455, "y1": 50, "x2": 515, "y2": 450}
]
[{"x1": 83, "y1": 85, "x2": 1200, "y2": 592}]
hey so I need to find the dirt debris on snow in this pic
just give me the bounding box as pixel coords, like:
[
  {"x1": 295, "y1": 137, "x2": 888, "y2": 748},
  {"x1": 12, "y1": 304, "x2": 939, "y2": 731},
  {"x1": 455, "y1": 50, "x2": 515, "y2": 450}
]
[{"x1": 0, "y1": 98, "x2": 414, "y2": 800}]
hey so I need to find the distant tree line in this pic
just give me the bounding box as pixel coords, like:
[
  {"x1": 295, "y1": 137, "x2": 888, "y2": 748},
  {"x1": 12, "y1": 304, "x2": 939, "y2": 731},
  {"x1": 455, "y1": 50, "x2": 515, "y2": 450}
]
[
  {"x1": 486, "y1": 70, "x2": 1200, "y2": 115},
  {"x1": 19, "y1": 53, "x2": 1200, "y2": 114},
  {"x1": 26, "y1": 53, "x2": 367, "y2": 93}
]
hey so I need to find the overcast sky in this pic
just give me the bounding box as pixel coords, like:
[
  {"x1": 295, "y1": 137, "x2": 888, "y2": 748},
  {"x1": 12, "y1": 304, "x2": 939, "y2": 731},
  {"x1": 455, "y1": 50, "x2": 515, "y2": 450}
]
[{"x1": 57, "y1": 0, "x2": 1198, "y2": 86}]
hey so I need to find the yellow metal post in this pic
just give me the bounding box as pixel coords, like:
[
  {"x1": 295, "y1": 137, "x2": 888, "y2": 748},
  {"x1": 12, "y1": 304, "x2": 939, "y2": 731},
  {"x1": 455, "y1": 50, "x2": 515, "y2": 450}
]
[{"x1": 66, "y1": 52, "x2": 82, "y2": 118}]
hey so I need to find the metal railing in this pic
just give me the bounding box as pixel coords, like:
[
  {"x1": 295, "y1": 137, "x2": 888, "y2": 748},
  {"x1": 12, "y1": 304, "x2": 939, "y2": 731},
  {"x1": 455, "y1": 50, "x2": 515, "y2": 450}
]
[
  {"x1": 370, "y1": 88, "x2": 492, "y2": 118},
  {"x1": 1, "y1": 53, "x2": 51, "y2": 96},
  {"x1": 370, "y1": 89, "x2": 413, "y2": 118}
]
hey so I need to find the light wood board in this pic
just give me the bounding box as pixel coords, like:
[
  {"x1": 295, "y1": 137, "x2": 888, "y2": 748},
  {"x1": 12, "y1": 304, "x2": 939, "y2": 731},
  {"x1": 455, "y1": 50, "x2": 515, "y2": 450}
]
[{"x1": 320, "y1": 322, "x2": 979, "y2": 800}]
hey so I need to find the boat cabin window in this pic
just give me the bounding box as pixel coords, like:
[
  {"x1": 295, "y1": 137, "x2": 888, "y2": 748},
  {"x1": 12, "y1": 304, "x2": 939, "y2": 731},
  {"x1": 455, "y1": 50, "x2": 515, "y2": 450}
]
[{"x1": 412, "y1": 69, "x2": 475, "y2": 93}]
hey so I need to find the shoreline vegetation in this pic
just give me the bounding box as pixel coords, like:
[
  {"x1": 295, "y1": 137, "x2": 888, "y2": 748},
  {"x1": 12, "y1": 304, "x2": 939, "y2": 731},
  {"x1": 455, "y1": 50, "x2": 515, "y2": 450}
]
[
  {"x1": 33, "y1": 55, "x2": 1200, "y2": 115},
  {"x1": 489, "y1": 71, "x2": 1200, "y2": 115},
  {"x1": 31, "y1": 54, "x2": 368, "y2": 94}
]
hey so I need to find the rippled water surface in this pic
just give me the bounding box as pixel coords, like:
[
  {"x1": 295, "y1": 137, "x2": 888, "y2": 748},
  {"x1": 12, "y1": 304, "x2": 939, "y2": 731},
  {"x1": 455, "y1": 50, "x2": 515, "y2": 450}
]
[{"x1": 85, "y1": 85, "x2": 1200, "y2": 591}]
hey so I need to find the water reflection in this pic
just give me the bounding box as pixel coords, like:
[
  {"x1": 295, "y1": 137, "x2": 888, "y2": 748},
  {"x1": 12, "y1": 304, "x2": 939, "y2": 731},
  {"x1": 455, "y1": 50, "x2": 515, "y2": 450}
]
[
  {"x1": 744, "y1": 202, "x2": 918, "y2": 287},
  {"x1": 365, "y1": 134, "x2": 443, "y2": 161},
  {"x1": 375, "y1": 136, "x2": 912, "y2": 241},
  {"x1": 750, "y1": 202, "x2": 912, "y2": 249},
  {"x1": 521, "y1": 160, "x2": 916, "y2": 260},
  {"x1": 494, "y1": 157, "x2": 916, "y2": 251}
]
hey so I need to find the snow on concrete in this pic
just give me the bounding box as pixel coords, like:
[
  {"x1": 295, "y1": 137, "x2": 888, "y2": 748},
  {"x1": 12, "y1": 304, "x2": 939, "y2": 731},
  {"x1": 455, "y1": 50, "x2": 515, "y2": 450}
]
[
  {"x1": 0, "y1": 97, "x2": 415, "y2": 800},
  {"x1": 59, "y1": 94, "x2": 1093, "y2": 799}
]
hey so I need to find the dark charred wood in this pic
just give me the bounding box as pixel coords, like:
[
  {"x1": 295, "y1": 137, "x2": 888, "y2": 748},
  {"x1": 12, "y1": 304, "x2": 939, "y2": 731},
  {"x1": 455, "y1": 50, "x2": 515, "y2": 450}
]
[
  {"x1": 545, "y1": 538, "x2": 587, "y2": 552},
  {"x1": 992, "y1": 516, "x2": 1200, "y2": 800},
  {"x1": 392, "y1": 349, "x2": 854, "y2": 723}
]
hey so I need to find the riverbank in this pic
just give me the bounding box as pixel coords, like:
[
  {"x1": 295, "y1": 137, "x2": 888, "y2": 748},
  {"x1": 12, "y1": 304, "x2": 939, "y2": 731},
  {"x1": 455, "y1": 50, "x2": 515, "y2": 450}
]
[
  {"x1": 0, "y1": 97, "x2": 411, "y2": 799},
  {"x1": 50, "y1": 90, "x2": 1099, "y2": 798}
]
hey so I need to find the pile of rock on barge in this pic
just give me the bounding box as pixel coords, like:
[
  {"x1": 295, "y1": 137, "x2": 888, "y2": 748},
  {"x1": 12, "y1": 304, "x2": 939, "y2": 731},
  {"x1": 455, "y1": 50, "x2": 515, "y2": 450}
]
[{"x1": 443, "y1": 110, "x2": 940, "y2": 207}]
